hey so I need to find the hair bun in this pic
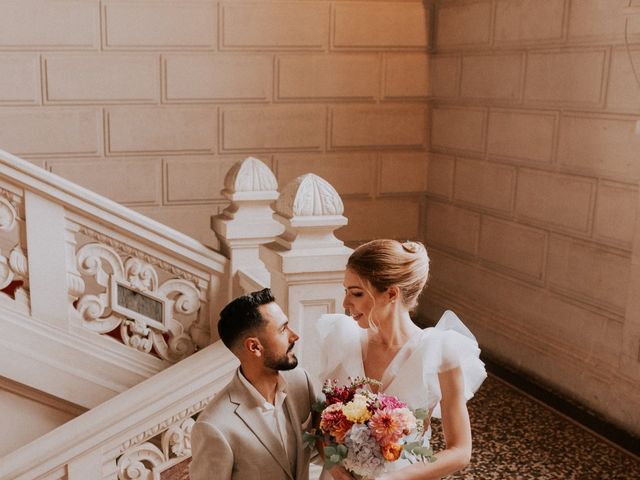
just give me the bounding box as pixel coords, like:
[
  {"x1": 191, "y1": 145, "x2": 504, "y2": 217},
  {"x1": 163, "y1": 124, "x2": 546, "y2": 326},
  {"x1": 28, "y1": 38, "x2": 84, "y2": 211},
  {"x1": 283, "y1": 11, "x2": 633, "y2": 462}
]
[{"x1": 401, "y1": 241, "x2": 420, "y2": 254}]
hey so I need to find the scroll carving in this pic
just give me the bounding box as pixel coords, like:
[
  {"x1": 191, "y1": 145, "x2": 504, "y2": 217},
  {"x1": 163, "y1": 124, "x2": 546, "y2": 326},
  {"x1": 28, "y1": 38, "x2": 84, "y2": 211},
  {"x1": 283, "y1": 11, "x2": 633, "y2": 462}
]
[
  {"x1": 73, "y1": 242, "x2": 202, "y2": 362},
  {"x1": 116, "y1": 414, "x2": 201, "y2": 479},
  {"x1": 0, "y1": 192, "x2": 29, "y2": 308}
]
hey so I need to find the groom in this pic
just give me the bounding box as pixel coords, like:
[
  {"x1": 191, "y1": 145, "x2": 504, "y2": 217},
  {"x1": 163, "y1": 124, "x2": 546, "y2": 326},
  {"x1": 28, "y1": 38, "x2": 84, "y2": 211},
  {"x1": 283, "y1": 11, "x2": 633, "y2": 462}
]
[{"x1": 190, "y1": 288, "x2": 316, "y2": 480}]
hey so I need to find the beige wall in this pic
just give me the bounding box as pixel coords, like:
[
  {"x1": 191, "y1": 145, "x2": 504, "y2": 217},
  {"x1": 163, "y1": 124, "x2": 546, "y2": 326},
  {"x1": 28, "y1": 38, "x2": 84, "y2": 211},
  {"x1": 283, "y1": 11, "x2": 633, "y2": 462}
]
[
  {"x1": 422, "y1": 0, "x2": 640, "y2": 433},
  {"x1": 0, "y1": 0, "x2": 430, "y2": 247},
  {"x1": 0, "y1": 378, "x2": 81, "y2": 456}
]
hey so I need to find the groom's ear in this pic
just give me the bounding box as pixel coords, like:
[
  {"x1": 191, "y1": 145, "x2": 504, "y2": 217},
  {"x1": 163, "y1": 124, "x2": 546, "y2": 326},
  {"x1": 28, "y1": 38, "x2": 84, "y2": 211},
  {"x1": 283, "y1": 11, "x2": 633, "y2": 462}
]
[{"x1": 243, "y1": 337, "x2": 263, "y2": 357}]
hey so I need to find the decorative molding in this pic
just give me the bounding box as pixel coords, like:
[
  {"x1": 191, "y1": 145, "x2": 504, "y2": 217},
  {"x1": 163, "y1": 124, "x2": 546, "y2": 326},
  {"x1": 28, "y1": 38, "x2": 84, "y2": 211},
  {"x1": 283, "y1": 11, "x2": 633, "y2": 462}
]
[
  {"x1": 76, "y1": 223, "x2": 207, "y2": 287},
  {"x1": 117, "y1": 395, "x2": 211, "y2": 455},
  {"x1": 116, "y1": 413, "x2": 199, "y2": 479},
  {"x1": 74, "y1": 241, "x2": 203, "y2": 362}
]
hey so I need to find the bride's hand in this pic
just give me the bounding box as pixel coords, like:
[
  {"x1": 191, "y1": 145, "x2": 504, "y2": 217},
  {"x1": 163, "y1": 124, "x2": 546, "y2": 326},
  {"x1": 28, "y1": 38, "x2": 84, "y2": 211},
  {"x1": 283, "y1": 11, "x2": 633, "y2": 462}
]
[{"x1": 329, "y1": 465, "x2": 355, "y2": 480}]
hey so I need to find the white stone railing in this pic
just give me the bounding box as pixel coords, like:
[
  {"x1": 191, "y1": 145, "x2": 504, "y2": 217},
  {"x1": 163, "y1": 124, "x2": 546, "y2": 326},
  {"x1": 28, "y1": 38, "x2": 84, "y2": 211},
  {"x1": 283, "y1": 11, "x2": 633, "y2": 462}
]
[
  {"x1": 0, "y1": 341, "x2": 238, "y2": 480},
  {"x1": 0, "y1": 148, "x2": 228, "y2": 408}
]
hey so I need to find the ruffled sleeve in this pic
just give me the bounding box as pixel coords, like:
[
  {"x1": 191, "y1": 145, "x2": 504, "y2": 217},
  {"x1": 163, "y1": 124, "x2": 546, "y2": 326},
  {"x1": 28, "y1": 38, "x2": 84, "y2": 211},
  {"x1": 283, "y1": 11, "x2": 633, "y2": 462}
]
[
  {"x1": 306, "y1": 314, "x2": 364, "y2": 391},
  {"x1": 421, "y1": 310, "x2": 487, "y2": 418}
]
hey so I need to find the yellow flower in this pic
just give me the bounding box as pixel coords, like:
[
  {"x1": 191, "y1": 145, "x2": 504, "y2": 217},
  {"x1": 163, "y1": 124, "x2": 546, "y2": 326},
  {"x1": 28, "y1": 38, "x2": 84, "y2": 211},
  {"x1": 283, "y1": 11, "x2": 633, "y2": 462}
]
[{"x1": 342, "y1": 394, "x2": 372, "y2": 424}]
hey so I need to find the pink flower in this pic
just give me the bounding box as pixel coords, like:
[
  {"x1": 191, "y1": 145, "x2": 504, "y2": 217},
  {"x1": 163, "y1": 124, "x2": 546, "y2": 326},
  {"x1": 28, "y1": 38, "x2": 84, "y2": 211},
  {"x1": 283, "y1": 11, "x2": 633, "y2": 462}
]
[
  {"x1": 378, "y1": 393, "x2": 407, "y2": 411},
  {"x1": 368, "y1": 410, "x2": 405, "y2": 446}
]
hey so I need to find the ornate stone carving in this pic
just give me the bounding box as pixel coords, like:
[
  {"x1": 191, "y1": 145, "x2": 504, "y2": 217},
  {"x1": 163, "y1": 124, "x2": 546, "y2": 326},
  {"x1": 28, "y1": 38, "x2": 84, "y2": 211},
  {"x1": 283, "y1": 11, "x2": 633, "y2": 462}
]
[
  {"x1": 0, "y1": 191, "x2": 29, "y2": 307},
  {"x1": 0, "y1": 196, "x2": 17, "y2": 232},
  {"x1": 76, "y1": 224, "x2": 206, "y2": 286},
  {"x1": 116, "y1": 443, "x2": 165, "y2": 480},
  {"x1": 74, "y1": 242, "x2": 202, "y2": 362},
  {"x1": 114, "y1": 402, "x2": 209, "y2": 478},
  {"x1": 271, "y1": 174, "x2": 348, "y2": 250},
  {"x1": 161, "y1": 418, "x2": 194, "y2": 458},
  {"x1": 117, "y1": 396, "x2": 213, "y2": 454},
  {"x1": 224, "y1": 156, "x2": 278, "y2": 193},
  {"x1": 275, "y1": 173, "x2": 344, "y2": 218}
]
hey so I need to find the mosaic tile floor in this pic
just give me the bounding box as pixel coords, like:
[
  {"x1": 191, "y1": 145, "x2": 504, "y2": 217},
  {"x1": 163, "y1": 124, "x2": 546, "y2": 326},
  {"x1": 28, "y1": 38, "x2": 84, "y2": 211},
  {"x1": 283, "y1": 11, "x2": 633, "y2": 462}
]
[
  {"x1": 163, "y1": 375, "x2": 640, "y2": 480},
  {"x1": 430, "y1": 375, "x2": 640, "y2": 480}
]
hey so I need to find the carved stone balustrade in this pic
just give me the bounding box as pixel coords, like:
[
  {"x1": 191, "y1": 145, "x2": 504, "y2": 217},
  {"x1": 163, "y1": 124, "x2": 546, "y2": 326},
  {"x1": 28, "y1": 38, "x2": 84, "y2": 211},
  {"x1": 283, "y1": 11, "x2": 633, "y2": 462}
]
[
  {"x1": 260, "y1": 173, "x2": 352, "y2": 368},
  {"x1": 0, "y1": 147, "x2": 228, "y2": 410},
  {"x1": 212, "y1": 156, "x2": 284, "y2": 301}
]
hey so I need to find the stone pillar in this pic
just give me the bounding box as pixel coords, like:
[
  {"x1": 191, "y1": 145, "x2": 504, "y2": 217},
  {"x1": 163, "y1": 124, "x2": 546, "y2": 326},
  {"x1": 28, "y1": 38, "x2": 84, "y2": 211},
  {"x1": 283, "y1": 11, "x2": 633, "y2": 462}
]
[
  {"x1": 260, "y1": 173, "x2": 352, "y2": 369},
  {"x1": 211, "y1": 157, "x2": 283, "y2": 301}
]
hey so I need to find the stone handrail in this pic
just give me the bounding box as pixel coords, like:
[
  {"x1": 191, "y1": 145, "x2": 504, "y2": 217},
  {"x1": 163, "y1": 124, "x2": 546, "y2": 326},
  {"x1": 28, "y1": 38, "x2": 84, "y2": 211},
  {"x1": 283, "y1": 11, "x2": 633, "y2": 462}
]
[{"x1": 0, "y1": 340, "x2": 238, "y2": 480}]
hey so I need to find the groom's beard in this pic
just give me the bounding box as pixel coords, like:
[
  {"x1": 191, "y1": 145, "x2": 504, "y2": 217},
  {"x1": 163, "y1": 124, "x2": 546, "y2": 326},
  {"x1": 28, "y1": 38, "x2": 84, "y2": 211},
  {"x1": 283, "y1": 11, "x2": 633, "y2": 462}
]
[{"x1": 264, "y1": 344, "x2": 298, "y2": 371}]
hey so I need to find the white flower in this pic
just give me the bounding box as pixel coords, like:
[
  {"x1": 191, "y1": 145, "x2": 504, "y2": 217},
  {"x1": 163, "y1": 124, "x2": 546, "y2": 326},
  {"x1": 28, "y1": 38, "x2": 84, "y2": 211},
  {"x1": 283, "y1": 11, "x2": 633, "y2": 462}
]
[{"x1": 341, "y1": 424, "x2": 385, "y2": 478}]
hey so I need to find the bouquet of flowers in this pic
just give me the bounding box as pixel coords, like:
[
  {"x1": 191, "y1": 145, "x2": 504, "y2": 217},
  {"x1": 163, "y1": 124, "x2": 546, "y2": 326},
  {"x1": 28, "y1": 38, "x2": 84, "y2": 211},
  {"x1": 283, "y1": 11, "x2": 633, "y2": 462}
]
[{"x1": 304, "y1": 377, "x2": 436, "y2": 479}]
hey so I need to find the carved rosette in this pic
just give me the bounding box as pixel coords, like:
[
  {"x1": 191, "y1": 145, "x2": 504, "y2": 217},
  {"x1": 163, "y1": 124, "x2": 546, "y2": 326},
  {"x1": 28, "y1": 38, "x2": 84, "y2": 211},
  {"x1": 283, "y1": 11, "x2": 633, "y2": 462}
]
[
  {"x1": 0, "y1": 192, "x2": 29, "y2": 307},
  {"x1": 116, "y1": 416, "x2": 198, "y2": 479},
  {"x1": 74, "y1": 242, "x2": 200, "y2": 362}
]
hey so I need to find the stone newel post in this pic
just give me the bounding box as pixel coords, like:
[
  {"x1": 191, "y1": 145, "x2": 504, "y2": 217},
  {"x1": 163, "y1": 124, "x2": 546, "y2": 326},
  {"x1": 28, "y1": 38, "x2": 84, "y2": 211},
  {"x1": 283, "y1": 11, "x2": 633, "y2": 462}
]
[
  {"x1": 211, "y1": 157, "x2": 284, "y2": 302},
  {"x1": 260, "y1": 173, "x2": 352, "y2": 368}
]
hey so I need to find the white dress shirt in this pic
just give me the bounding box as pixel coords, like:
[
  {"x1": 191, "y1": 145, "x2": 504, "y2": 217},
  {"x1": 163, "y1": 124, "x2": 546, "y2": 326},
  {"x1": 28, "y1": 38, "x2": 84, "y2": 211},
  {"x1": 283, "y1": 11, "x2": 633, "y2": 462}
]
[{"x1": 238, "y1": 369, "x2": 298, "y2": 473}]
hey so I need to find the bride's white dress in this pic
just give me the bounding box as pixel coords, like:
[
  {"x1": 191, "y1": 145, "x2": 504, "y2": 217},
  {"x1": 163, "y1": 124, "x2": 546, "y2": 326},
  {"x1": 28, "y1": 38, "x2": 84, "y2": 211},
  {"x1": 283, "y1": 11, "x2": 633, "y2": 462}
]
[{"x1": 308, "y1": 310, "x2": 487, "y2": 479}]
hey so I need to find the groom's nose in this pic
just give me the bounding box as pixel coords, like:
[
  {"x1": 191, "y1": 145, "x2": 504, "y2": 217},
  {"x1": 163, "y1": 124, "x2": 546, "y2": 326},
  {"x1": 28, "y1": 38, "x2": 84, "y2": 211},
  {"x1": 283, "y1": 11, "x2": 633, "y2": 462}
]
[{"x1": 289, "y1": 329, "x2": 299, "y2": 343}]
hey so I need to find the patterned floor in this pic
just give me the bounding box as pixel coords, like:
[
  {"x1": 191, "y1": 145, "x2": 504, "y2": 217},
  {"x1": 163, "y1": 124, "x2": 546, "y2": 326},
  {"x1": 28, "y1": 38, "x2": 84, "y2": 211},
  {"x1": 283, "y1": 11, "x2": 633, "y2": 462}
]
[
  {"x1": 429, "y1": 375, "x2": 639, "y2": 479},
  {"x1": 163, "y1": 375, "x2": 640, "y2": 479}
]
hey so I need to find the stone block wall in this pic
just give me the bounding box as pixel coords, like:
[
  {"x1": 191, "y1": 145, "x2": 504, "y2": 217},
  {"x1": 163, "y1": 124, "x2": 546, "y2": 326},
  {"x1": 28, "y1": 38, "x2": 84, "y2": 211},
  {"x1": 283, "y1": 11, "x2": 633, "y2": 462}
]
[
  {"x1": 422, "y1": 0, "x2": 640, "y2": 433},
  {"x1": 0, "y1": 0, "x2": 430, "y2": 246}
]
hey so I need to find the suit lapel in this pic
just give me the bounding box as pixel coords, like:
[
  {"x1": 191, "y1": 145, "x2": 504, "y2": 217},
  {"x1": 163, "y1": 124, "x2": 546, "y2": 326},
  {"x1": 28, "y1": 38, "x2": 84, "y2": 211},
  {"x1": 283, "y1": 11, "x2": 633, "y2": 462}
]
[
  {"x1": 284, "y1": 393, "x2": 303, "y2": 480},
  {"x1": 229, "y1": 374, "x2": 293, "y2": 479}
]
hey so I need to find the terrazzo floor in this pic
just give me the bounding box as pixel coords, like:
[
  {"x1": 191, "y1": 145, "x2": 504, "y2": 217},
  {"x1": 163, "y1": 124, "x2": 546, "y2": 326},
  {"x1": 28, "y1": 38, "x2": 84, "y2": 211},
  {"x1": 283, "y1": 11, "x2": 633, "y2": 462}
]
[{"x1": 163, "y1": 374, "x2": 640, "y2": 479}]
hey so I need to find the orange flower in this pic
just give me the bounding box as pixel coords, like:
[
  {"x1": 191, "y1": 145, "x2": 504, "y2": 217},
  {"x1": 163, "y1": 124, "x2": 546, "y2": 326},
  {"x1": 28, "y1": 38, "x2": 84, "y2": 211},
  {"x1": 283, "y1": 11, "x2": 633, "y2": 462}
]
[
  {"x1": 330, "y1": 417, "x2": 354, "y2": 443},
  {"x1": 382, "y1": 443, "x2": 403, "y2": 461}
]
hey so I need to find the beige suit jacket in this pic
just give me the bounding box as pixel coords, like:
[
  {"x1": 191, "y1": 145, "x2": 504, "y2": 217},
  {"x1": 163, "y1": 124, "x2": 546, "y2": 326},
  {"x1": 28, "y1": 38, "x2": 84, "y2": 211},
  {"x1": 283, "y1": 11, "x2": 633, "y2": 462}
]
[{"x1": 190, "y1": 367, "x2": 316, "y2": 480}]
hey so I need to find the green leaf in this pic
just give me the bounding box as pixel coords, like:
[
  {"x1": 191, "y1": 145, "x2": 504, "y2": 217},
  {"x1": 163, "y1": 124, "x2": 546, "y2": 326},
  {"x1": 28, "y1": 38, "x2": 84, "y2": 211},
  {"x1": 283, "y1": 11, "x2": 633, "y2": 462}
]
[
  {"x1": 324, "y1": 446, "x2": 336, "y2": 457},
  {"x1": 302, "y1": 431, "x2": 321, "y2": 450},
  {"x1": 312, "y1": 400, "x2": 326, "y2": 412},
  {"x1": 413, "y1": 408, "x2": 429, "y2": 420}
]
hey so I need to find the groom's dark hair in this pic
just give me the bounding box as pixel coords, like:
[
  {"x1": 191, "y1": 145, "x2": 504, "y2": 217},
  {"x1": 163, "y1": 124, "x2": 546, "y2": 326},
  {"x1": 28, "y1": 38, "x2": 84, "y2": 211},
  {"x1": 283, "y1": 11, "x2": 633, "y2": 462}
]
[{"x1": 217, "y1": 288, "x2": 275, "y2": 351}]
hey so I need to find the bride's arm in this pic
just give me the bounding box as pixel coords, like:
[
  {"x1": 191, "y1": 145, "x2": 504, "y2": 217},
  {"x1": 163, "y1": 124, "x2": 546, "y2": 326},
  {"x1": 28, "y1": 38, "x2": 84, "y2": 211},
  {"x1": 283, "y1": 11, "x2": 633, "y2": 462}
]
[{"x1": 379, "y1": 367, "x2": 472, "y2": 480}]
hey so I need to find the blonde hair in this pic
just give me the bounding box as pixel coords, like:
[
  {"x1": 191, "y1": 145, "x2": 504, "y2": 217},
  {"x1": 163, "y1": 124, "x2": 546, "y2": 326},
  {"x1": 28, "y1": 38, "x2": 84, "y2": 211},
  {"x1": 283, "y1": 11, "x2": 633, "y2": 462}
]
[{"x1": 347, "y1": 239, "x2": 429, "y2": 312}]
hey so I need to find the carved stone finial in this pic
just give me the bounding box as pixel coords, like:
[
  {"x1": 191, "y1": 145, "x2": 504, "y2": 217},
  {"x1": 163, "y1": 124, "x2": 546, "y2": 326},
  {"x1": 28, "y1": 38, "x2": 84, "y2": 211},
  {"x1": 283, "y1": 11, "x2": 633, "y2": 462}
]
[
  {"x1": 223, "y1": 157, "x2": 278, "y2": 194},
  {"x1": 269, "y1": 174, "x2": 347, "y2": 251},
  {"x1": 275, "y1": 173, "x2": 344, "y2": 219}
]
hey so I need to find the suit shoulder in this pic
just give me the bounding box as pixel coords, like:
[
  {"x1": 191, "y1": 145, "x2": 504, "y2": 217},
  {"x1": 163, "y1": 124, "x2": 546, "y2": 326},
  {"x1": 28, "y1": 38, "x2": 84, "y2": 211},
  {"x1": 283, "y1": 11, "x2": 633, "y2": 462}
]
[
  {"x1": 196, "y1": 382, "x2": 235, "y2": 425},
  {"x1": 282, "y1": 367, "x2": 309, "y2": 385}
]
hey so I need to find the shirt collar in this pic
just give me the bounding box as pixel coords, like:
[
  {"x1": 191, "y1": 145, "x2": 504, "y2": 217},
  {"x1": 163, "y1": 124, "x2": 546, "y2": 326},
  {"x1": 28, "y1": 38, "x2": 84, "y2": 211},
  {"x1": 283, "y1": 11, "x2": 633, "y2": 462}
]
[{"x1": 237, "y1": 368, "x2": 288, "y2": 411}]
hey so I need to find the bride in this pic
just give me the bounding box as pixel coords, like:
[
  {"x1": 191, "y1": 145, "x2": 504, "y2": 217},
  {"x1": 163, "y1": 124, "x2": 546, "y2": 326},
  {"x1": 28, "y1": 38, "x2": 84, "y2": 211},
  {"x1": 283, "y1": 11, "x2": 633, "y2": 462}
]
[{"x1": 311, "y1": 239, "x2": 486, "y2": 480}]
